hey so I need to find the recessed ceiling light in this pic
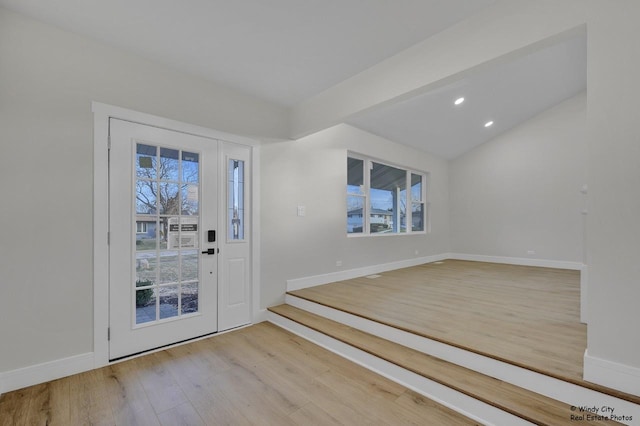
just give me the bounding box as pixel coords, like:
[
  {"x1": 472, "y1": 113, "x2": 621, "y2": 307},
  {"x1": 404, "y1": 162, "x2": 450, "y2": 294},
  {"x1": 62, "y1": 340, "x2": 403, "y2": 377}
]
[
  {"x1": 484, "y1": 121, "x2": 494, "y2": 128},
  {"x1": 454, "y1": 97, "x2": 465, "y2": 105}
]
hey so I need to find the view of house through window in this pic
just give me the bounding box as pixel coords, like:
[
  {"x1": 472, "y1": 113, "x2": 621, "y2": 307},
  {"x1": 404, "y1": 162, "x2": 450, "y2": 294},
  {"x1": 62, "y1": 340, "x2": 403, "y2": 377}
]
[{"x1": 347, "y1": 154, "x2": 427, "y2": 235}]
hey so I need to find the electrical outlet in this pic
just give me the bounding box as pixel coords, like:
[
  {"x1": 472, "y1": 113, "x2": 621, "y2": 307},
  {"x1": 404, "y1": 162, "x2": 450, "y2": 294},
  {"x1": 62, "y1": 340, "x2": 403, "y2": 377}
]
[
  {"x1": 336, "y1": 260, "x2": 342, "y2": 267},
  {"x1": 527, "y1": 250, "x2": 536, "y2": 255}
]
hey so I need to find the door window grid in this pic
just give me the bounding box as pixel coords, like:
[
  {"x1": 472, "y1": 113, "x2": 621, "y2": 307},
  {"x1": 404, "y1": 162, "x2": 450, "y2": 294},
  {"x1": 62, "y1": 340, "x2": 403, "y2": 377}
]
[{"x1": 135, "y1": 143, "x2": 201, "y2": 325}]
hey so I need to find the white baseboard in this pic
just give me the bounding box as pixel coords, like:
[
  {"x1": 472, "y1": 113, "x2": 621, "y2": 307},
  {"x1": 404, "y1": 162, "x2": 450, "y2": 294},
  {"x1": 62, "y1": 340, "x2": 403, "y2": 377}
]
[
  {"x1": 584, "y1": 350, "x2": 640, "y2": 398},
  {"x1": 287, "y1": 254, "x2": 449, "y2": 291},
  {"x1": 580, "y1": 264, "x2": 588, "y2": 324},
  {"x1": 0, "y1": 352, "x2": 94, "y2": 395},
  {"x1": 448, "y1": 253, "x2": 584, "y2": 270},
  {"x1": 287, "y1": 253, "x2": 584, "y2": 293},
  {"x1": 253, "y1": 308, "x2": 268, "y2": 323}
]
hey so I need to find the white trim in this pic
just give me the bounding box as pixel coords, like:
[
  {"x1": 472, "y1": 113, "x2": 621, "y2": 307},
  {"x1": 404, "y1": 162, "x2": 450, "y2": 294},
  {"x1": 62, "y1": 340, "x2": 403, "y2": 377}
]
[
  {"x1": 448, "y1": 253, "x2": 584, "y2": 270},
  {"x1": 267, "y1": 312, "x2": 531, "y2": 426},
  {"x1": 285, "y1": 295, "x2": 640, "y2": 422},
  {"x1": 0, "y1": 353, "x2": 94, "y2": 395},
  {"x1": 251, "y1": 145, "x2": 262, "y2": 324},
  {"x1": 92, "y1": 101, "x2": 261, "y2": 368},
  {"x1": 253, "y1": 308, "x2": 268, "y2": 323},
  {"x1": 93, "y1": 104, "x2": 110, "y2": 368},
  {"x1": 91, "y1": 102, "x2": 260, "y2": 147},
  {"x1": 584, "y1": 350, "x2": 640, "y2": 399},
  {"x1": 287, "y1": 253, "x2": 585, "y2": 292},
  {"x1": 286, "y1": 254, "x2": 448, "y2": 291}
]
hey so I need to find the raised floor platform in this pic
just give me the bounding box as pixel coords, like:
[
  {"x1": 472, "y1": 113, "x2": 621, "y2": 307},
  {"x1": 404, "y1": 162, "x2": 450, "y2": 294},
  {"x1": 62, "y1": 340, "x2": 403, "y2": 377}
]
[{"x1": 268, "y1": 260, "x2": 640, "y2": 425}]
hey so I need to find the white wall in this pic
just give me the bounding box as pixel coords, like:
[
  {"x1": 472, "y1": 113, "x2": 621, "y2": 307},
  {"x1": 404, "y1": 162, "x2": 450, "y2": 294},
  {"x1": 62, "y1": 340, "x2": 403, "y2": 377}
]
[
  {"x1": 450, "y1": 93, "x2": 586, "y2": 262},
  {"x1": 260, "y1": 124, "x2": 450, "y2": 308},
  {"x1": 583, "y1": 0, "x2": 640, "y2": 393},
  {"x1": 0, "y1": 7, "x2": 288, "y2": 374}
]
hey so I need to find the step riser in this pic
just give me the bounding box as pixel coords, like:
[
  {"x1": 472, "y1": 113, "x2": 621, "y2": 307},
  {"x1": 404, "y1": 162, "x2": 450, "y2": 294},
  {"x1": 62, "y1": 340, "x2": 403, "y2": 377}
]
[
  {"x1": 286, "y1": 294, "x2": 640, "y2": 424},
  {"x1": 268, "y1": 311, "x2": 532, "y2": 426}
]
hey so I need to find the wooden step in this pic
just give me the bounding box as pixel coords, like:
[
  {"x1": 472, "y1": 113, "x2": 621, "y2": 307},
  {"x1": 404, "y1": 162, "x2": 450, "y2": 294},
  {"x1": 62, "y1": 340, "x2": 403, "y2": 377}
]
[{"x1": 269, "y1": 304, "x2": 620, "y2": 426}]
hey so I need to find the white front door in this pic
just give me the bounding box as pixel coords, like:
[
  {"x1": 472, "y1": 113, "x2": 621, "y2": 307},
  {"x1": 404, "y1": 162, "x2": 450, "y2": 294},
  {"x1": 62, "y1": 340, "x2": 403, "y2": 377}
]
[{"x1": 109, "y1": 119, "x2": 219, "y2": 360}]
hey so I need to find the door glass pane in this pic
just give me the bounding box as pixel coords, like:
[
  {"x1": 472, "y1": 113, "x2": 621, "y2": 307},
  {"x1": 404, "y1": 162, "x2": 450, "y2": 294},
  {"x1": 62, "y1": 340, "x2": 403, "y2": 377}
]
[
  {"x1": 182, "y1": 151, "x2": 199, "y2": 183},
  {"x1": 136, "y1": 181, "x2": 157, "y2": 215},
  {"x1": 159, "y1": 285, "x2": 179, "y2": 319},
  {"x1": 182, "y1": 184, "x2": 199, "y2": 215},
  {"x1": 228, "y1": 159, "x2": 244, "y2": 240},
  {"x1": 136, "y1": 144, "x2": 157, "y2": 179},
  {"x1": 179, "y1": 216, "x2": 199, "y2": 249},
  {"x1": 135, "y1": 252, "x2": 157, "y2": 283},
  {"x1": 181, "y1": 282, "x2": 199, "y2": 315},
  {"x1": 159, "y1": 183, "x2": 180, "y2": 215},
  {"x1": 160, "y1": 147, "x2": 179, "y2": 181},
  {"x1": 181, "y1": 250, "x2": 198, "y2": 282},
  {"x1": 135, "y1": 142, "x2": 201, "y2": 325},
  {"x1": 159, "y1": 250, "x2": 179, "y2": 284},
  {"x1": 136, "y1": 287, "x2": 157, "y2": 324},
  {"x1": 136, "y1": 219, "x2": 157, "y2": 251}
]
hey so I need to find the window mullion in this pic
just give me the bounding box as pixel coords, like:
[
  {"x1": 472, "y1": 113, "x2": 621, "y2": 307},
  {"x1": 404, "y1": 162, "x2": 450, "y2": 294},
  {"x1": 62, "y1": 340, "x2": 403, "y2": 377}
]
[
  {"x1": 364, "y1": 159, "x2": 371, "y2": 235},
  {"x1": 406, "y1": 171, "x2": 411, "y2": 234}
]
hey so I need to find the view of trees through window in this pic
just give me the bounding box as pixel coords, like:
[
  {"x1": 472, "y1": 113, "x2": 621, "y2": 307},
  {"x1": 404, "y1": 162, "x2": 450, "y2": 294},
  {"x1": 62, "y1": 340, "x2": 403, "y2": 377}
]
[{"x1": 347, "y1": 154, "x2": 427, "y2": 235}]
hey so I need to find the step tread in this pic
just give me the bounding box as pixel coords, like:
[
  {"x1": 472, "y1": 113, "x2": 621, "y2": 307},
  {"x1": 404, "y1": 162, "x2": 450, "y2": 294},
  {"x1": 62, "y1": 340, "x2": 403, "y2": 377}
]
[
  {"x1": 287, "y1": 290, "x2": 640, "y2": 406},
  {"x1": 269, "y1": 304, "x2": 620, "y2": 426}
]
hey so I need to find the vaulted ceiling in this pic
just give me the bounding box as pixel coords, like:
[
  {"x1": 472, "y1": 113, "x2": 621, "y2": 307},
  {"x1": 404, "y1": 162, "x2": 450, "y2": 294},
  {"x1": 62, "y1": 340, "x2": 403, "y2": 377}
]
[{"x1": 0, "y1": 0, "x2": 586, "y2": 159}]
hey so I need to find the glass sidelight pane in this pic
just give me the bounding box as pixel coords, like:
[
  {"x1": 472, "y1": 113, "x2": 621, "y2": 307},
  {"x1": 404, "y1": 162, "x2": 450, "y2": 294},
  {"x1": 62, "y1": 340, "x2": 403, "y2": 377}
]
[
  {"x1": 159, "y1": 285, "x2": 179, "y2": 319},
  {"x1": 181, "y1": 282, "x2": 199, "y2": 315},
  {"x1": 228, "y1": 159, "x2": 244, "y2": 240}
]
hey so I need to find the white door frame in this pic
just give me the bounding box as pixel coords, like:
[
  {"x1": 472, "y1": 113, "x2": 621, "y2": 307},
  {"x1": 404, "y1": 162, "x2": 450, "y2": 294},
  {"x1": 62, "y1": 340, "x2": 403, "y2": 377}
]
[{"x1": 92, "y1": 102, "x2": 262, "y2": 368}]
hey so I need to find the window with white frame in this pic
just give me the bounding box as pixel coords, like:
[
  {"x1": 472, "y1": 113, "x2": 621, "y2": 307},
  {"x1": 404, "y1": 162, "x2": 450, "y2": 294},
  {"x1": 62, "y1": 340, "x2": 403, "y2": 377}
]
[
  {"x1": 136, "y1": 221, "x2": 148, "y2": 234},
  {"x1": 347, "y1": 154, "x2": 428, "y2": 236}
]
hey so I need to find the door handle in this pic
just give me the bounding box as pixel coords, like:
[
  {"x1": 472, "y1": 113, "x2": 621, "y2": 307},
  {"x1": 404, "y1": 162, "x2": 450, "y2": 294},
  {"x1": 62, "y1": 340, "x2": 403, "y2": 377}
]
[{"x1": 201, "y1": 248, "x2": 215, "y2": 255}]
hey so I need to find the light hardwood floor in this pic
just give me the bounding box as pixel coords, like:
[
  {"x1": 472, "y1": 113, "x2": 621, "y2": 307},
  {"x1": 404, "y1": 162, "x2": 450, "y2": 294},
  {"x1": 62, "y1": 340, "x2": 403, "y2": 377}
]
[
  {"x1": 0, "y1": 322, "x2": 478, "y2": 426},
  {"x1": 289, "y1": 260, "x2": 587, "y2": 386}
]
